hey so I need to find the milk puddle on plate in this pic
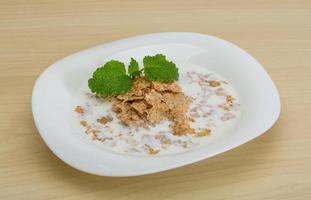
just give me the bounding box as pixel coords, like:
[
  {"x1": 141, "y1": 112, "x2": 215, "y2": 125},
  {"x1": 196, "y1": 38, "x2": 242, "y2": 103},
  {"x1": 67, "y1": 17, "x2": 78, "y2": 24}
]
[{"x1": 72, "y1": 64, "x2": 241, "y2": 155}]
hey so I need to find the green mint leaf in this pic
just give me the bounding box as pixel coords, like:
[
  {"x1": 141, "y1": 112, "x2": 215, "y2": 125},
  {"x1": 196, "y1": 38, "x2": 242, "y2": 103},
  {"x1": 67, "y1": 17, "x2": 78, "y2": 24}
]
[
  {"x1": 143, "y1": 54, "x2": 179, "y2": 82},
  {"x1": 88, "y1": 60, "x2": 133, "y2": 96},
  {"x1": 131, "y1": 70, "x2": 141, "y2": 78},
  {"x1": 128, "y1": 58, "x2": 139, "y2": 77}
]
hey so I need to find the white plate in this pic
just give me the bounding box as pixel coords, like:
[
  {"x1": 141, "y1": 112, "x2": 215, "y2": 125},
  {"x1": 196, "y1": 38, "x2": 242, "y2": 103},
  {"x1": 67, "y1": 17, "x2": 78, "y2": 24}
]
[{"x1": 32, "y1": 32, "x2": 280, "y2": 176}]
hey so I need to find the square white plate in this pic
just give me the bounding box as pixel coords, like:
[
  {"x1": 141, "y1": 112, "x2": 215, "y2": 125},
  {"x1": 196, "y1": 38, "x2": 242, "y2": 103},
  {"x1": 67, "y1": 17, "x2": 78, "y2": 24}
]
[{"x1": 32, "y1": 32, "x2": 280, "y2": 176}]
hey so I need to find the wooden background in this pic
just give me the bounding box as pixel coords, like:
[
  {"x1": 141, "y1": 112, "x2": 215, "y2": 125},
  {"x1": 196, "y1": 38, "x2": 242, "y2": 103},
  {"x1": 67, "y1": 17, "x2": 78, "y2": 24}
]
[{"x1": 1, "y1": 0, "x2": 311, "y2": 199}]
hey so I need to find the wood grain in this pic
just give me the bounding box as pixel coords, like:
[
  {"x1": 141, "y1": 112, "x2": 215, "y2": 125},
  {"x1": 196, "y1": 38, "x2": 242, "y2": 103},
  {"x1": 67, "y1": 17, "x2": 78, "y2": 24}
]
[{"x1": 1, "y1": 1, "x2": 311, "y2": 199}]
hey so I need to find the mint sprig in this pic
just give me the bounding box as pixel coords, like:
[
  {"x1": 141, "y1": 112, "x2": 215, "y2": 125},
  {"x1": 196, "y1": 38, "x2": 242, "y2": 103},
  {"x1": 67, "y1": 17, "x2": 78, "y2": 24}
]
[{"x1": 88, "y1": 54, "x2": 179, "y2": 96}]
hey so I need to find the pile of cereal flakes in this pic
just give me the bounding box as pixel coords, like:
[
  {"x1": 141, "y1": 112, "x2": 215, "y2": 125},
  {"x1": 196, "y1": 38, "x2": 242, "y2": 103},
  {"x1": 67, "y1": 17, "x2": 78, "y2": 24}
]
[{"x1": 111, "y1": 78, "x2": 196, "y2": 135}]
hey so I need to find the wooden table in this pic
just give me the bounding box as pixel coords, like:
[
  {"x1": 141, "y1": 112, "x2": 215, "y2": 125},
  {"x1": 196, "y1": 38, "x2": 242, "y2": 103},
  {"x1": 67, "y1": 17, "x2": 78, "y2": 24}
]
[{"x1": 1, "y1": 1, "x2": 311, "y2": 199}]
